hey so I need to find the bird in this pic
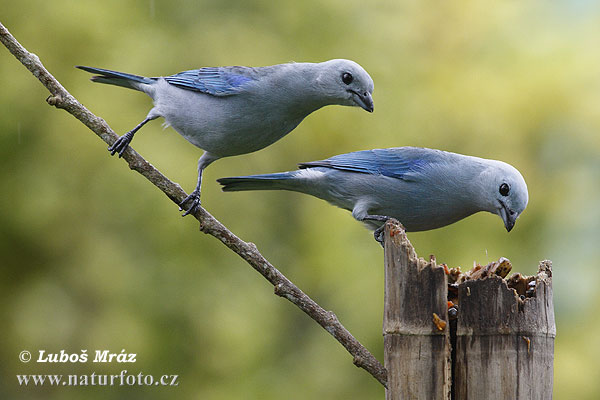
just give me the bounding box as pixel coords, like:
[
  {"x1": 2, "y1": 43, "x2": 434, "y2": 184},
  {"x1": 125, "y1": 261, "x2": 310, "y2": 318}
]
[
  {"x1": 217, "y1": 147, "x2": 529, "y2": 242},
  {"x1": 76, "y1": 60, "x2": 374, "y2": 216}
]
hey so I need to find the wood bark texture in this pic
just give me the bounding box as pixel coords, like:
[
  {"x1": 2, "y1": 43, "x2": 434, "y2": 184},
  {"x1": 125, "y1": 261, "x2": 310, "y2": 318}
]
[
  {"x1": 454, "y1": 261, "x2": 555, "y2": 399},
  {"x1": 383, "y1": 220, "x2": 451, "y2": 400},
  {"x1": 383, "y1": 219, "x2": 554, "y2": 400}
]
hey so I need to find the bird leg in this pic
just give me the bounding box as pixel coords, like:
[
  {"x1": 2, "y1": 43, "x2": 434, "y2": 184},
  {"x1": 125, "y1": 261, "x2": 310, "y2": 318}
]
[
  {"x1": 179, "y1": 152, "x2": 218, "y2": 216},
  {"x1": 108, "y1": 115, "x2": 157, "y2": 157},
  {"x1": 362, "y1": 214, "x2": 393, "y2": 245},
  {"x1": 179, "y1": 173, "x2": 203, "y2": 217}
]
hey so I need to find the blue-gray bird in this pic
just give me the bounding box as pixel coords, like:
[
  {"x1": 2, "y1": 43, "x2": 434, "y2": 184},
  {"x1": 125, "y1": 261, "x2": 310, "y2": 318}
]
[
  {"x1": 77, "y1": 60, "x2": 374, "y2": 215},
  {"x1": 217, "y1": 147, "x2": 528, "y2": 241}
]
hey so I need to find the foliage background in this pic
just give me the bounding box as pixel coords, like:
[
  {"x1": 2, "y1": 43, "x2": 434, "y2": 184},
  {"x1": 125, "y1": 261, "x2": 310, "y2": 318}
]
[{"x1": 1, "y1": 1, "x2": 599, "y2": 398}]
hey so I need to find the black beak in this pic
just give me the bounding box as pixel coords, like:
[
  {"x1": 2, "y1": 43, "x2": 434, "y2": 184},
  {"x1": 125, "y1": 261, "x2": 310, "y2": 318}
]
[
  {"x1": 350, "y1": 90, "x2": 374, "y2": 112},
  {"x1": 498, "y1": 201, "x2": 517, "y2": 232}
]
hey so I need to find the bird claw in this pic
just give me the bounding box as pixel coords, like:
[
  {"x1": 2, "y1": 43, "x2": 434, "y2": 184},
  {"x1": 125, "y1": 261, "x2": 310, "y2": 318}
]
[
  {"x1": 179, "y1": 190, "x2": 201, "y2": 216},
  {"x1": 108, "y1": 132, "x2": 134, "y2": 158},
  {"x1": 374, "y1": 225, "x2": 385, "y2": 247}
]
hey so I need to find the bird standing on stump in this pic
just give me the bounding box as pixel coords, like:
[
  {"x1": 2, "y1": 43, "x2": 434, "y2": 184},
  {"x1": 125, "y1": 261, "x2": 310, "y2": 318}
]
[{"x1": 218, "y1": 147, "x2": 529, "y2": 242}]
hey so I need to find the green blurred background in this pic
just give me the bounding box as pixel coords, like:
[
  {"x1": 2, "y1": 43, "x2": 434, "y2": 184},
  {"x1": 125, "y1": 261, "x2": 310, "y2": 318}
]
[{"x1": 1, "y1": 0, "x2": 599, "y2": 398}]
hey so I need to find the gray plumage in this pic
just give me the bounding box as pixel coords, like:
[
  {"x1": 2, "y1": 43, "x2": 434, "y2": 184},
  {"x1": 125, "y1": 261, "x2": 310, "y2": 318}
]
[
  {"x1": 218, "y1": 147, "x2": 529, "y2": 238},
  {"x1": 77, "y1": 60, "x2": 374, "y2": 215}
]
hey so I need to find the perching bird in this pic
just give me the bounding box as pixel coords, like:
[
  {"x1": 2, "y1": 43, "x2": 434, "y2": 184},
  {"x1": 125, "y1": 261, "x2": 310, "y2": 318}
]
[
  {"x1": 217, "y1": 147, "x2": 528, "y2": 241},
  {"x1": 77, "y1": 60, "x2": 374, "y2": 215}
]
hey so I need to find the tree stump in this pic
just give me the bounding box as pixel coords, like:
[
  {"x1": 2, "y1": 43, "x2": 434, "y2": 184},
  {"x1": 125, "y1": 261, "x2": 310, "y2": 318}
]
[{"x1": 383, "y1": 219, "x2": 555, "y2": 400}]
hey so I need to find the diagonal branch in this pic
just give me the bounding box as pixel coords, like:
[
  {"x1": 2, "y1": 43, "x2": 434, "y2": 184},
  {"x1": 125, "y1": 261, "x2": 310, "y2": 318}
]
[{"x1": 0, "y1": 22, "x2": 387, "y2": 387}]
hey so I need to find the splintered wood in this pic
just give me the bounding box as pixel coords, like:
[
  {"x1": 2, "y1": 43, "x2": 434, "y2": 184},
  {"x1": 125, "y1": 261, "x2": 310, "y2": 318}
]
[
  {"x1": 383, "y1": 219, "x2": 555, "y2": 400},
  {"x1": 445, "y1": 257, "x2": 540, "y2": 321}
]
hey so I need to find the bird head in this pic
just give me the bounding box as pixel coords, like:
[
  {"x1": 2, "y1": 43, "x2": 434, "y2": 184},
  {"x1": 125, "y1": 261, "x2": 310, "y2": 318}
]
[
  {"x1": 315, "y1": 59, "x2": 374, "y2": 112},
  {"x1": 479, "y1": 160, "x2": 529, "y2": 232}
]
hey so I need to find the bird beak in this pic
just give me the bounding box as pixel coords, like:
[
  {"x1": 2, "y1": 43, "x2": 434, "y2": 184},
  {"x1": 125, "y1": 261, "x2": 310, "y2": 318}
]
[
  {"x1": 498, "y1": 201, "x2": 517, "y2": 232},
  {"x1": 350, "y1": 90, "x2": 374, "y2": 112}
]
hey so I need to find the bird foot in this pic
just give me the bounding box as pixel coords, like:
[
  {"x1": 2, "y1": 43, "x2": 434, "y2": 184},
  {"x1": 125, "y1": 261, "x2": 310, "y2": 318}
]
[
  {"x1": 179, "y1": 190, "x2": 201, "y2": 217},
  {"x1": 108, "y1": 131, "x2": 134, "y2": 158},
  {"x1": 374, "y1": 225, "x2": 385, "y2": 247}
]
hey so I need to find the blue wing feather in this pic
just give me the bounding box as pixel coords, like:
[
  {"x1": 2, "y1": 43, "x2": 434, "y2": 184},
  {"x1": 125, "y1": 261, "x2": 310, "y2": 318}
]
[
  {"x1": 299, "y1": 147, "x2": 439, "y2": 180},
  {"x1": 164, "y1": 66, "x2": 256, "y2": 96}
]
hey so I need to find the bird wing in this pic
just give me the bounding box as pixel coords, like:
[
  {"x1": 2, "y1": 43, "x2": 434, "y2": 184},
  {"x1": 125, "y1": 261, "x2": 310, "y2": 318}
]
[
  {"x1": 299, "y1": 147, "x2": 440, "y2": 180},
  {"x1": 163, "y1": 66, "x2": 257, "y2": 96}
]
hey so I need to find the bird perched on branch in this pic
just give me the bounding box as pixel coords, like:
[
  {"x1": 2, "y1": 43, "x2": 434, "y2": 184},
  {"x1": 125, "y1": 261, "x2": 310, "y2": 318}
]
[
  {"x1": 77, "y1": 60, "x2": 374, "y2": 215},
  {"x1": 218, "y1": 147, "x2": 528, "y2": 241}
]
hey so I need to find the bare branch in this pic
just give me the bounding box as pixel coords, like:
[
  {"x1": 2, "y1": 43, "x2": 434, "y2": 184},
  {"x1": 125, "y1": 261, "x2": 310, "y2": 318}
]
[{"x1": 0, "y1": 22, "x2": 387, "y2": 387}]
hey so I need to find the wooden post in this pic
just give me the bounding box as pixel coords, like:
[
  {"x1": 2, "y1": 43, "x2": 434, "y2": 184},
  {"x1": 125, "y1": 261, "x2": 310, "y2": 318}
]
[
  {"x1": 383, "y1": 219, "x2": 555, "y2": 400},
  {"x1": 383, "y1": 220, "x2": 451, "y2": 400},
  {"x1": 454, "y1": 261, "x2": 555, "y2": 399}
]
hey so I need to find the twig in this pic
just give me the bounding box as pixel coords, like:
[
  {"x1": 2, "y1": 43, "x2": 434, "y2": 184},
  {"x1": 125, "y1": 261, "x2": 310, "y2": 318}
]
[{"x1": 0, "y1": 22, "x2": 387, "y2": 387}]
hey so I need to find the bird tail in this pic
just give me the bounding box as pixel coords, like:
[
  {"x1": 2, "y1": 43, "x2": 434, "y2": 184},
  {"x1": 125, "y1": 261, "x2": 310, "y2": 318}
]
[
  {"x1": 218, "y1": 172, "x2": 299, "y2": 192},
  {"x1": 76, "y1": 66, "x2": 155, "y2": 91}
]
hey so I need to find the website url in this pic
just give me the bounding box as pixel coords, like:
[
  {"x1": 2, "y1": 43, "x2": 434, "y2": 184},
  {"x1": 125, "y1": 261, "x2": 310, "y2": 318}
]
[{"x1": 17, "y1": 370, "x2": 179, "y2": 386}]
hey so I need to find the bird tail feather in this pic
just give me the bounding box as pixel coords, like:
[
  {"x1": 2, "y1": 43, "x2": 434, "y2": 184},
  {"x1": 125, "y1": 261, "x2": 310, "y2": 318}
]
[
  {"x1": 218, "y1": 172, "x2": 298, "y2": 192},
  {"x1": 76, "y1": 66, "x2": 155, "y2": 91}
]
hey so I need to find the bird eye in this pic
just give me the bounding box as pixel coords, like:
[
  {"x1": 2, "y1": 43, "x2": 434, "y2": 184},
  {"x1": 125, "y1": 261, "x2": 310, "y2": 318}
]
[
  {"x1": 499, "y1": 183, "x2": 510, "y2": 196},
  {"x1": 342, "y1": 72, "x2": 353, "y2": 85}
]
